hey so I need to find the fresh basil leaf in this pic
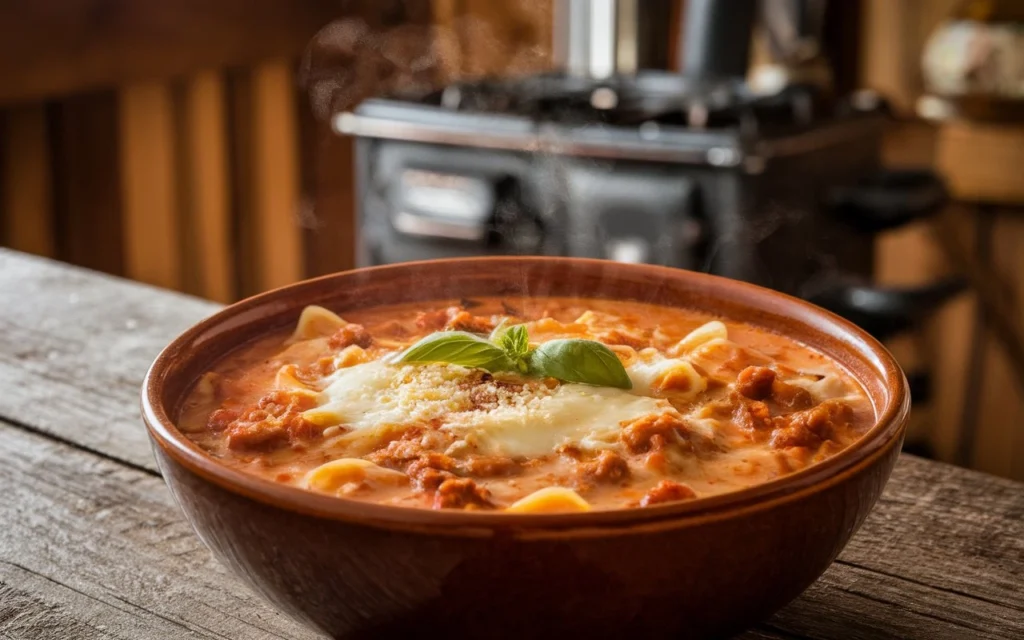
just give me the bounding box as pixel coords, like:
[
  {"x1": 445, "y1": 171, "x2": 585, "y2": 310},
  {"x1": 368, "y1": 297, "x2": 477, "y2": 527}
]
[
  {"x1": 527, "y1": 339, "x2": 632, "y2": 389},
  {"x1": 497, "y1": 324, "x2": 530, "y2": 359},
  {"x1": 396, "y1": 331, "x2": 512, "y2": 372},
  {"x1": 488, "y1": 318, "x2": 510, "y2": 343}
]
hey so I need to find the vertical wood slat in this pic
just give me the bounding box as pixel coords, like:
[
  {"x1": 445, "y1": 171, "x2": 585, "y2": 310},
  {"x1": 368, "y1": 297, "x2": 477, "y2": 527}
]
[
  {"x1": 118, "y1": 82, "x2": 182, "y2": 290},
  {"x1": 1, "y1": 105, "x2": 54, "y2": 257},
  {"x1": 180, "y1": 71, "x2": 235, "y2": 303},
  {"x1": 248, "y1": 60, "x2": 303, "y2": 293},
  {"x1": 972, "y1": 213, "x2": 1024, "y2": 481},
  {"x1": 49, "y1": 91, "x2": 124, "y2": 277}
]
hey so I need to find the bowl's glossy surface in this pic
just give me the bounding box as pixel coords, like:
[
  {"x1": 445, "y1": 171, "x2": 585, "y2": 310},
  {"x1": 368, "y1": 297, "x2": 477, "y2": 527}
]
[{"x1": 142, "y1": 258, "x2": 909, "y2": 639}]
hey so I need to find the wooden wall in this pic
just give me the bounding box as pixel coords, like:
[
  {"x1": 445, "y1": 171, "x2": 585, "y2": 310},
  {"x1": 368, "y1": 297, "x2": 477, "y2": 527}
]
[
  {"x1": 864, "y1": 0, "x2": 1024, "y2": 481},
  {"x1": 0, "y1": 0, "x2": 441, "y2": 301}
]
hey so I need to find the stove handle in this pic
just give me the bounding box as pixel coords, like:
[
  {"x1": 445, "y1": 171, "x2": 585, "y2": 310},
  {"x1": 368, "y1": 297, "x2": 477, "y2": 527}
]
[
  {"x1": 805, "y1": 277, "x2": 968, "y2": 341},
  {"x1": 828, "y1": 168, "x2": 948, "y2": 233}
]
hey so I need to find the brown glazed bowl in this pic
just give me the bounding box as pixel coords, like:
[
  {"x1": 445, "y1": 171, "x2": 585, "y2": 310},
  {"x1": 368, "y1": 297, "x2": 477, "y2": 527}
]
[{"x1": 142, "y1": 258, "x2": 909, "y2": 640}]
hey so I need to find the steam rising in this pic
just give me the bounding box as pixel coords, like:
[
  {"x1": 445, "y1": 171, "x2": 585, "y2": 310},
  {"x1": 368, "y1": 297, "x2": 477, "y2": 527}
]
[
  {"x1": 300, "y1": 11, "x2": 551, "y2": 121},
  {"x1": 296, "y1": 7, "x2": 841, "y2": 304}
]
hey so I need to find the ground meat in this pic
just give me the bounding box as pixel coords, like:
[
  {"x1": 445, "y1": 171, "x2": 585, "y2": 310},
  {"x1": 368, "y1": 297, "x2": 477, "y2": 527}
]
[
  {"x1": 639, "y1": 480, "x2": 697, "y2": 507},
  {"x1": 458, "y1": 455, "x2": 521, "y2": 477},
  {"x1": 770, "y1": 400, "x2": 852, "y2": 449},
  {"x1": 207, "y1": 408, "x2": 239, "y2": 432},
  {"x1": 445, "y1": 309, "x2": 494, "y2": 333},
  {"x1": 410, "y1": 465, "x2": 458, "y2": 492},
  {"x1": 415, "y1": 308, "x2": 449, "y2": 330},
  {"x1": 432, "y1": 478, "x2": 493, "y2": 510},
  {"x1": 225, "y1": 422, "x2": 288, "y2": 452},
  {"x1": 414, "y1": 306, "x2": 494, "y2": 333},
  {"x1": 736, "y1": 365, "x2": 814, "y2": 412},
  {"x1": 556, "y1": 444, "x2": 583, "y2": 460},
  {"x1": 733, "y1": 397, "x2": 773, "y2": 433},
  {"x1": 579, "y1": 450, "x2": 631, "y2": 483},
  {"x1": 406, "y1": 452, "x2": 461, "y2": 491},
  {"x1": 328, "y1": 324, "x2": 373, "y2": 349},
  {"x1": 621, "y1": 413, "x2": 686, "y2": 454},
  {"x1": 256, "y1": 390, "x2": 318, "y2": 416},
  {"x1": 736, "y1": 366, "x2": 776, "y2": 400},
  {"x1": 282, "y1": 414, "x2": 320, "y2": 440},
  {"x1": 223, "y1": 391, "x2": 321, "y2": 452},
  {"x1": 367, "y1": 437, "x2": 431, "y2": 470}
]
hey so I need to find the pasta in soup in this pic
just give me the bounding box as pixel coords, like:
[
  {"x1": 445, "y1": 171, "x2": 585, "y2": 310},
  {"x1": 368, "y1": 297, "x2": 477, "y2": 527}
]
[{"x1": 178, "y1": 297, "x2": 874, "y2": 513}]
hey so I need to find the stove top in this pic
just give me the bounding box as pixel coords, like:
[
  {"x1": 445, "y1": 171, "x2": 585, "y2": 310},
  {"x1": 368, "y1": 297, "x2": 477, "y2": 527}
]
[
  {"x1": 390, "y1": 71, "x2": 869, "y2": 132},
  {"x1": 336, "y1": 71, "x2": 886, "y2": 169}
]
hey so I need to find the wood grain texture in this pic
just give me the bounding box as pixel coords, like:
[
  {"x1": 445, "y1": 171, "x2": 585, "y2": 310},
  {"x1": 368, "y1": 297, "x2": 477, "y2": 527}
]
[
  {"x1": 249, "y1": 61, "x2": 305, "y2": 293},
  {"x1": 118, "y1": 82, "x2": 183, "y2": 290},
  {"x1": 971, "y1": 212, "x2": 1024, "y2": 480},
  {"x1": 0, "y1": 420, "x2": 320, "y2": 640},
  {"x1": 1, "y1": 105, "x2": 54, "y2": 257},
  {"x1": 0, "y1": 249, "x2": 217, "y2": 472},
  {"x1": 937, "y1": 121, "x2": 1024, "y2": 205},
  {"x1": 0, "y1": 0, "x2": 340, "y2": 105},
  {"x1": 0, "y1": 249, "x2": 1022, "y2": 638},
  {"x1": 47, "y1": 91, "x2": 124, "y2": 277},
  {"x1": 180, "y1": 70, "x2": 236, "y2": 303}
]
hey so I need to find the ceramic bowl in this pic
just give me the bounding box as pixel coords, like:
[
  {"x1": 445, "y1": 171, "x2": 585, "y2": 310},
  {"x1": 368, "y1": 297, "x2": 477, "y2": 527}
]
[{"x1": 142, "y1": 257, "x2": 909, "y2": 639}]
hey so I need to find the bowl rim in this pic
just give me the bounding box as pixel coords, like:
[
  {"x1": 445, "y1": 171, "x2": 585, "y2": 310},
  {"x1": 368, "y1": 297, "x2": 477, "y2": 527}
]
[{"x1": 142, "y1": 256, "x2": 909, "y2": 534}]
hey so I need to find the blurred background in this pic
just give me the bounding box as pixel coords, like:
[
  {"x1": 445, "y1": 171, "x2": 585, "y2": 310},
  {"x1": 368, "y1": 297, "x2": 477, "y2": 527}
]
[{"x1": 0, "y1": 0, "x2": 1022, "y2": 482}]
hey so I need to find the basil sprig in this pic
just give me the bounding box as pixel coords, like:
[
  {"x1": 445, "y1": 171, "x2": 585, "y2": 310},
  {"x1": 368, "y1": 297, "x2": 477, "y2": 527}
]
[
  {"x1": 396, "y1": 324, "x2": 632, "y2": 389},
  {"x1": 396, "y1": 331, "x2": 512, "y2": 373},
  {"x1": 526, "y1": 338, "x2": 632, "y2": 389}
]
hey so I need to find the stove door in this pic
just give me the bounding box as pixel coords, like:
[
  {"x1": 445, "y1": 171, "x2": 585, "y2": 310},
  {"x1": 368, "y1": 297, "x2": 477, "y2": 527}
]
[{"x1": 564, "y1": 162, "x2": 701, "y2": 269}]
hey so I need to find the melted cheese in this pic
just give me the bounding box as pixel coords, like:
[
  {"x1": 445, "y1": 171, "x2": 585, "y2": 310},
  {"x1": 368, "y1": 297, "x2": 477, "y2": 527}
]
[{"x1": 304, "y1": 360, "x2": 678, "y2": 457}]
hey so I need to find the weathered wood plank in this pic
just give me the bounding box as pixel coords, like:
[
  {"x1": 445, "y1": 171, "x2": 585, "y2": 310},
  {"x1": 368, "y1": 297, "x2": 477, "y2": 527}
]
[
  {"x1": 1, "y1": 248, "x2": 1023, "y2": 639},
  {"x1": 0, "y1": 249, "x2": 217, "y2": 471},
  {"x1": 0, "y1": 420, "x2": 320, "y2": 640}
]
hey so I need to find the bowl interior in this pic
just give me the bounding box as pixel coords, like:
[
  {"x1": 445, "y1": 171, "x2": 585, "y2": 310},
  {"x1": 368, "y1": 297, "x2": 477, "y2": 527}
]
[{"x1": 143, "y1": 257, "x2": 909, "y2": 532}]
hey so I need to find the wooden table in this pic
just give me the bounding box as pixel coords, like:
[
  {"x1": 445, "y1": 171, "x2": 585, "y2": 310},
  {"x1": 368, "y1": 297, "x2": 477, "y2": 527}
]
[{"x1": 1, "y1": 248, "x2": 1022, "y2": 640}]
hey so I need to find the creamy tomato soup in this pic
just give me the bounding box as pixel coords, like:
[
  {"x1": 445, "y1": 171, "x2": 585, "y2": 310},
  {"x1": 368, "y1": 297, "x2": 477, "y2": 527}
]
[{"x1": 178, "y1": 298, "x2": 874, "y2": 513}]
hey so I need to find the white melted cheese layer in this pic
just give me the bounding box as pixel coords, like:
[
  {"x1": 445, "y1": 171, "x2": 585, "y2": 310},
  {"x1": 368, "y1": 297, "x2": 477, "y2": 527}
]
[{"x1": 305, "y1": 360, "x2": 679, "y2": 458}]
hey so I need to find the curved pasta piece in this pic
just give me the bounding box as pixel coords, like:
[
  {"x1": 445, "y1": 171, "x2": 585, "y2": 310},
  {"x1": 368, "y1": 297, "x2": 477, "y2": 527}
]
[
  {"x1": 336, "y1": 345, "x2": 370, "y2": 368},
  {"x1": 627, "y1": 357, "x2": 707, "y2": 401},
  {"x1": 653, "y1": 361, "x2": 708, "y2": 399},
  {"x1": 669, "y1": 320, "x2": 728, "y2": 356},
  {"x1": 304, "y1": 458, "x2": 407, "y2": 495},
  {"x1": 290, "y1": 305, "x2": 347, "y2": 342},
  {"x1": 788, "y1": 373, "x2": 854, "y2": 402},
  {"x1": 608, "y1": 344, "x2": 638, "y2": 366},
  {"x1": 275, "y1": 364, "x2": 312, "y2": 391},
  {"x1": 506, "y1": 487, "x2": 591, "y2": 513},
  {"x1": 193, "y1": 372, "x2": 220, "y2": 404},
  {"x1": 688, "y1": 339, "x2": 773, "y2": 382},
  {"x1": 529, "y1": 317, "x2": 589, "y2": 337}
]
